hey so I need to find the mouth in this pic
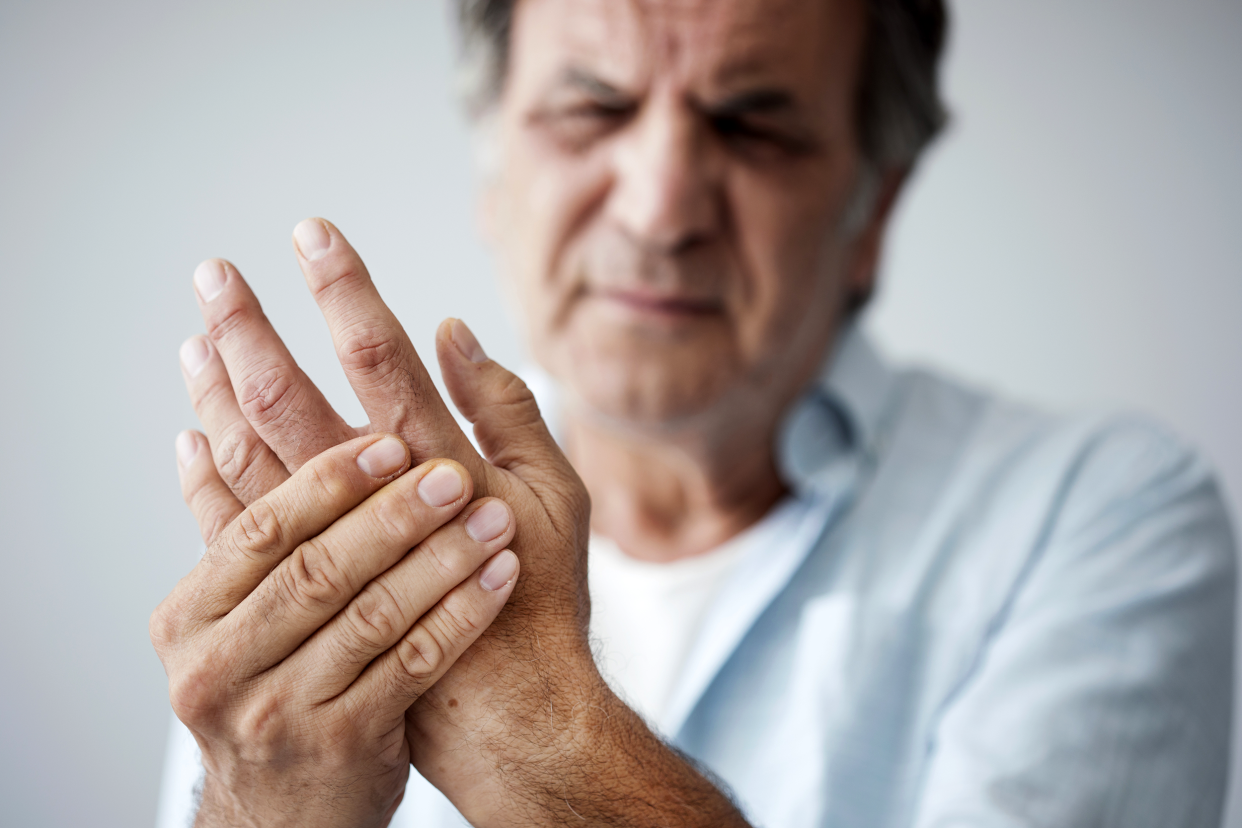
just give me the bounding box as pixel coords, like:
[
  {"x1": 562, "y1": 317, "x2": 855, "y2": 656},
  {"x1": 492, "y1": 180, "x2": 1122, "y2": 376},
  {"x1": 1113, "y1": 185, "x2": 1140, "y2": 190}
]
[{"x1": 591, "y1": 287, "x2": 724, "y2": 318}]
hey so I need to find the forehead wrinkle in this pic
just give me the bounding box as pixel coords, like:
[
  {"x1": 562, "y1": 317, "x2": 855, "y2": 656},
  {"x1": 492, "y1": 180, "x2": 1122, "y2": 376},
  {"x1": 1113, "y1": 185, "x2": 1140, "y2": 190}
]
[
  {"x1": 628, "y1": 0, "x2": 840, "y2": 97},
  {"x1": 528, "y1": 0, "x2": 657, "y2": 92},
  {"x1": 522, "y1": 0, "x2": 863, "y2": 112},
  {"x1": 631, "y1": 0, "x2": 743, "y2": 82},
  {"x1": 605, "y1": 0, "x2": 790, "y2": 91}
]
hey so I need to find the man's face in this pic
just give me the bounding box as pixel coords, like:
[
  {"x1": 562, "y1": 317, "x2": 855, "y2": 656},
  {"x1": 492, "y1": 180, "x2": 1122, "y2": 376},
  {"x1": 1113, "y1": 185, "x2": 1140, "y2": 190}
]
[{"x1": 488, "y1": 0, "x2": 877, "y2": 432}]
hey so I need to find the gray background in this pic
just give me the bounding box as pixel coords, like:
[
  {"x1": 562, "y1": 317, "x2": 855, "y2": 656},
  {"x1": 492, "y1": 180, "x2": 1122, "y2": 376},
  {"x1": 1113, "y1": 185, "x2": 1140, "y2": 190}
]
[{"x1": 0, "y1": 1, "x2": 1238, "y2": 826}]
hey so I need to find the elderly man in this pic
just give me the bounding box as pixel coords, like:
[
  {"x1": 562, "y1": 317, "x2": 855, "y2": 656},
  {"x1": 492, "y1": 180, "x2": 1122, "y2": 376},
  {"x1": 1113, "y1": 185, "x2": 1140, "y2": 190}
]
[{"x1": 153, "y1": 1, "x2": 1235, "y2": 826}]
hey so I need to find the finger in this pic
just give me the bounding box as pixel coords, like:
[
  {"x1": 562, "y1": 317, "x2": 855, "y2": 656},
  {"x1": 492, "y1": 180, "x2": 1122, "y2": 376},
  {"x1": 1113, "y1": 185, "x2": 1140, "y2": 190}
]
[
  {"x1": 281, "y1": 496, "x2": 516, "y2": 700},
  {"x1": 180, "y1": 334, "x2": 289, "y2": 506},
  {"x1": 172, "y1": 433, "x2": 413, "y2": 625},
  {"x1": 175, "y1": 430, "x2": 244, "y2": 546},
  {"x1": 337, "y1": 548, "x2": 519, "y2": 728},
  {"x1": 290, "y1": 219, "x2": 482, "y2": 474},
  {"x1": 221, "y1": 459, "x2": 479, "y2": 674},
  {"x1": 437, "y1": 318, "x2": 581, "y2": 494},
  {"x1": 436, "y1": 318, "x2": 590, "y2": 635},
  {"x1": 193, "y1": 258, "x2": 355, "y2": 473}
]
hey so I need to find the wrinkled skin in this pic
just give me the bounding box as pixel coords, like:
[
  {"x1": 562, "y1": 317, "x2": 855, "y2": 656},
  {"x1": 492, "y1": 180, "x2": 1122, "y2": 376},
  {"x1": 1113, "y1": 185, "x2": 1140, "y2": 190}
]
[{"x1": 159, "y1": 0, "x2": 909, "y2": 824}]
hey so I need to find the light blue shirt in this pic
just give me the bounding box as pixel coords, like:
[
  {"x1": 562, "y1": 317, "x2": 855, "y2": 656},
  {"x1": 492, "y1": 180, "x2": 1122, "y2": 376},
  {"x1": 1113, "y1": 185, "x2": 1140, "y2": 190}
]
[{"x1": 158, "y1": 329, "x2": 1236, "y2": 827}]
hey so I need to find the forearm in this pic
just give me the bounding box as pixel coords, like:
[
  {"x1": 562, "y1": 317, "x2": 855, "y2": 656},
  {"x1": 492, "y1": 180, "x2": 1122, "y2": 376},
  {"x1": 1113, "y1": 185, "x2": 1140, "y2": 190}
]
[
  {"x1": 427, "y1": 654, "x2": 750, "y2": 828},
  {"x1": 507, "y1": 690, "x2": 750, "y2": 827}
]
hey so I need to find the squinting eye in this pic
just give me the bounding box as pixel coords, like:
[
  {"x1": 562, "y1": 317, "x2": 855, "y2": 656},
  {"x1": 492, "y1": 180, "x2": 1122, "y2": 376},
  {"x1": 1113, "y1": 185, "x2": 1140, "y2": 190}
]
[
  {"x1": 565, "y1": 102, "x2": 633, "y2": 122},
  {"x1": 711, "y1": 116, "x2": 814, "y2": 158},
  {"x1": 713, "y1": 116, "x2": 774, "y2": 145},
  {"x1": 536, "y1": 101, "x2": 635, "y2": 151}
]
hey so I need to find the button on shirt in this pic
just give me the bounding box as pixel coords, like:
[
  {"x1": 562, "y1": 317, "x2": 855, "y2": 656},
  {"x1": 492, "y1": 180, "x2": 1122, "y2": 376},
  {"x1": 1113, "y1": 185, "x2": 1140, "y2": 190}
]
[{"x1": 157, "y1": 327, "x2": 1236, "y2": 828}]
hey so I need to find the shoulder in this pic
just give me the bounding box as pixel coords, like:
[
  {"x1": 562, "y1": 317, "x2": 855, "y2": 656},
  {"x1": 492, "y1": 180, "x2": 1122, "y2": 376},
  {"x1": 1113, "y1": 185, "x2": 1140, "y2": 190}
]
[
  {"x1": 886, "y1": 364, "x2": 1226, "y2": 519},
  {"x1": 868, "y1": 364, "x2": 1236, "y2": 602}
]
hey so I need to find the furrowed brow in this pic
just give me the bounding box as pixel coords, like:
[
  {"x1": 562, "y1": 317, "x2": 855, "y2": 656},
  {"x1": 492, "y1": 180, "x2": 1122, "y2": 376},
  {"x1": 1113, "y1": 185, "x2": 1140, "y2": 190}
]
[
  {"x1": 557, "y1": 66, "x2": 632, "y2": 104},
  {"x1": 702, "y1": 88, "x2": 798, "y2": 118}
]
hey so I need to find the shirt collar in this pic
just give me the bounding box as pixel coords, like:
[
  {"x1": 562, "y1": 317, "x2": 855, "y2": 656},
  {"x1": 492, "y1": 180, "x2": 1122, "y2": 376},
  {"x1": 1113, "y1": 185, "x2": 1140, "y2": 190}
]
[
  {"x1": 824, "y1": 322, "x2": 895, "y2": 456},
  {"x1": 775, "y1": 323, "x2": 895, "y2": 497}
]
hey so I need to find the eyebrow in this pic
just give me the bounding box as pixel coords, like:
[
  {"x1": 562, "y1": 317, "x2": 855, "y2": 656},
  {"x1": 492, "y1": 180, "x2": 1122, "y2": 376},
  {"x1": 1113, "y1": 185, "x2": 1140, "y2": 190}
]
[
  {"x1": 558, "y1": 66, "x2": 798, "y2": 114},
  {"x1": 702, "y1": 88, "x2": 798, "y2": 118},
  {"x1": 556, "y1": 67, "x2": 631, "y2": 105},
  {"x1": 551, "y1": 65, "x2": 805, "y2": 131}
]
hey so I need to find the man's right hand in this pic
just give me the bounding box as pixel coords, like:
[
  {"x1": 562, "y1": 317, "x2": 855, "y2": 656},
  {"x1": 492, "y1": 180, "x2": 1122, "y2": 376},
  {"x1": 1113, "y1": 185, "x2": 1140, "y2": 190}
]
[{"x1": 150, "y1": 432, "x2": 519, "y2": 828}]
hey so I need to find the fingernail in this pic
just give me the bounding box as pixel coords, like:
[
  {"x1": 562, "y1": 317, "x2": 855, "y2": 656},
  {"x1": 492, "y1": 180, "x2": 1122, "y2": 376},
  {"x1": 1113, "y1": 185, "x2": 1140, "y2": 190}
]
[
  {"x1": 418, "y1": 464, "x2": 465, "y2": 507},
  {"x1": 293, "y1": 219, "x2": 331, "y2": 261},
  {"x1": 466, "y1": 500, "x2": 510, "y2": 543},
  {"x1": 451, "y1": 318, "x2": 487, "y2": 363},
  {"x1": 479, "y1": 550, "x2": 518, "y2": 592},
  {"x1": 356, "y1": 436, "x2": 407, "y2": 478},
  {"x1": 193, "y1": 260, "x2": 226, "y2": 302},
  {"x1": 179, "y1": 335, "x2": 211, "y2": 378},
  {"x1": 176, "y1": 431, "x2": 199, "y2": 467}
]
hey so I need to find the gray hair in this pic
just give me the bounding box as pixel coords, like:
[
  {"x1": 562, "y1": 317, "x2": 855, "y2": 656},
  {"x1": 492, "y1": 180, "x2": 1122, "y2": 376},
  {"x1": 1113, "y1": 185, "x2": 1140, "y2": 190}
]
[{"x1": 452, "y1": 0, "x2": 949, "y2": 174}]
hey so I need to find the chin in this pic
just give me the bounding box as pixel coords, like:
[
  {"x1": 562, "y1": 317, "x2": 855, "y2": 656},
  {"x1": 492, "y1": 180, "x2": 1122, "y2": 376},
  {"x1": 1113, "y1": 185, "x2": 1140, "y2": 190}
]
[
  {"x1": 562, "y1": 344, "x2": 736, "y2": 433},
  {"x1": 528, "y1": 296, "x2": 748, "y2": 432}
]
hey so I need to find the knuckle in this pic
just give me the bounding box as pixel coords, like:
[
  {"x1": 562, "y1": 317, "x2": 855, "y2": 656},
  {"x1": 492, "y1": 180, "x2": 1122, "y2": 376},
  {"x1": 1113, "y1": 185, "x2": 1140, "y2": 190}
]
[
  {"x1": 302, "y1": 461, "x2": 351, "y2": 506},
  {"x1": 185, "y1": 488, "x2": 234, "y2": 545},
  {"x1": 431, "y1": 594, "x2": 483, "y2": 642},
  {"x1": 168, "y1": 661, "x2": 225, "y2": 726},
  {"x1": 494, "y1": 374, "x2": 546, "y2": 433},
  {"x1": 214, "y1": 428, "x2": 270, "y2": 493},
  {"x1": 496, "y1": 373, "x2": 539, "y2": 415},
  {"x1": 418, "y1": 532, "x2": 474, "y2": 583},
  {"x1": 235, "y1": 363, "x2": 298, "y2": 428},
  {"x1": 203, "y1": 301, "x2": 248, "y2": 344},
  {"x1": 338, "y1": 324, "x2": 402, "y2": 379},
  {"x1": 308, "y1": 260, "x2": 363, "y2": 299},
  {"x1": 279, "y1": 540, "x2": 351, "y2": 611},
  {"x1": 200, "y1": 509, "x2": 234, "y2": 546},
  {"x1": 187, "y1": 373, "x2": 232, "y2": 415},
  {"x1": 371, "y1": 488, "x2": 421, "y2": 543},
  {"x1": 236, "y1": 693, "x2": 288, "y2": 750},
  {"x1": 345, "y1": 579, "x2": 405, "y2": 650},
  {"x1": 148, "y1": 600, "x2": 179, "y2": 652},
  {"x1": 396, "y1": 627, "x2": 445, "y2": 684},
  {"x1": 231, "y1": 499, "x2": 285, "y2": 561}
]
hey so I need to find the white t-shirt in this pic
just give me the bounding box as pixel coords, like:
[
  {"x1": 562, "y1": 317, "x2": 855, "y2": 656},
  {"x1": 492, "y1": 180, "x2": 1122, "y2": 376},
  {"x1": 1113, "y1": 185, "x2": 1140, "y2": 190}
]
[
  {"x1": 586, "y1": 497, "x2": 813, "y2": 726},
  {"x1": 587, "y1": 529, "x2": 747, "y2": 724}
]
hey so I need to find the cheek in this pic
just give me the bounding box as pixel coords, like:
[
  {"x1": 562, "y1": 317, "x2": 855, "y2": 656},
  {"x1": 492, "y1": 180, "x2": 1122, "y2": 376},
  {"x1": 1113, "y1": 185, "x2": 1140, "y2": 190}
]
[
  {"x1": 728, "y1": 170, "x2": 854, "y2": 363},
  {"x1": 497, "y1": 141, "x2": 608, "y2": 320}
]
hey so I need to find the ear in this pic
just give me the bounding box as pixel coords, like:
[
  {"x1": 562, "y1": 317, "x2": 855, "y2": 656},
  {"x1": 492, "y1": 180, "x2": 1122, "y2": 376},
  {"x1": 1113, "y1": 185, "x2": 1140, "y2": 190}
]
[{"x1": 844, "y1": 168, "x2": 908, "y2": 308}]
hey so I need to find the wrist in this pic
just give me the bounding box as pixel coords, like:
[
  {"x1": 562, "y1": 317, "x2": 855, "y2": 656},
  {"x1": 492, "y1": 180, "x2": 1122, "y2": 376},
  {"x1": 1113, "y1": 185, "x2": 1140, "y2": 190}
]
[
  {"x1": 193, "y1": 769, "x2": 398, "y2": 828},
  {"x1": 451, "y1": 680, "x2": 633, "y2": 827},
  {"x1": 481, "y1": 688, "x2": 747, "y2": 828},
  {"x1": 413, "y1": 636, "x2": 748, "y2": 828},
  {"x1": 410, "y1": 638, "x2": 612, "y2": 814}
]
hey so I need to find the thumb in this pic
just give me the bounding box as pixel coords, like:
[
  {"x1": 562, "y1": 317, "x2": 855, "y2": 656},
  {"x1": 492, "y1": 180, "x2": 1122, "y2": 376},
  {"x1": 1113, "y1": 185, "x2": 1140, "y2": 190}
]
[{"x1": 435, "y1": 318, "x2": 571, "y2": 485}]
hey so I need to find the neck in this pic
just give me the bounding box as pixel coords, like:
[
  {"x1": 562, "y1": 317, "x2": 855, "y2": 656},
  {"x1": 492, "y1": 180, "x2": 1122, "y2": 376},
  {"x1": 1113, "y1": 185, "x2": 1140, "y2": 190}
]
[{"x1": 564, "y1": 405, "x2": 787, "y2": 564}]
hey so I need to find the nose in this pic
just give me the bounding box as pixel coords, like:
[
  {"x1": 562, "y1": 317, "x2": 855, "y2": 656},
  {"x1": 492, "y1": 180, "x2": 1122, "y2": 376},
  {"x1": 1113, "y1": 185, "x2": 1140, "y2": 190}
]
[{"x1": 607, "y1": 95, "x2": 720, "y2": 254}]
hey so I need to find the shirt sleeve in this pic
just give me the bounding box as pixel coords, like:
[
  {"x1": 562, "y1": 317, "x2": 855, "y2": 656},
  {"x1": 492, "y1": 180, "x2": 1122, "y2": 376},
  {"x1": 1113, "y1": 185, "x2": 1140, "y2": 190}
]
[
  {"x1": 910, "y1": 419, "x2": 1237, "y2": 828},
  {"x1": 154, "y1": 713, "x2": 202, "y2": 828}
]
